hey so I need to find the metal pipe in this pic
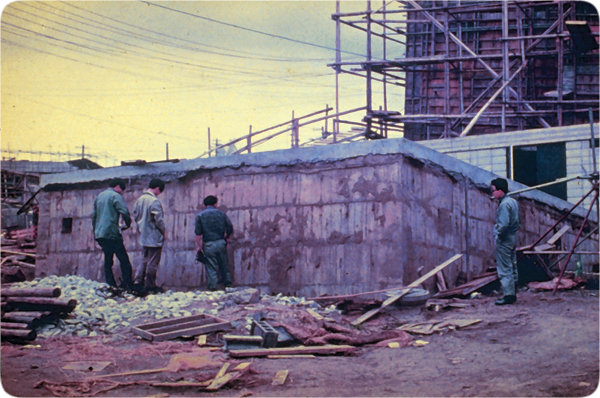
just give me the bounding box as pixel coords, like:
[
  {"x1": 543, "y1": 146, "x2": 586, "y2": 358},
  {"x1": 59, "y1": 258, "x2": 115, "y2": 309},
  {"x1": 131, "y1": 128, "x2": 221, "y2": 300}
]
[
  {"x1": 552, "y1": 188, "x2": 599, "y2": 295},
  {"x1": 507, "y1": 175, "x2": 585, "y2": 196}
]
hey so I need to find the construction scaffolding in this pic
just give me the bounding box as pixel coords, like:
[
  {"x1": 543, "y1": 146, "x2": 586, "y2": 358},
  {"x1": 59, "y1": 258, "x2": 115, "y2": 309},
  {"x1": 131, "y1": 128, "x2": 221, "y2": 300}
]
[{"x1": 330, "y1": 0, "x2": 600, "y2": 141}]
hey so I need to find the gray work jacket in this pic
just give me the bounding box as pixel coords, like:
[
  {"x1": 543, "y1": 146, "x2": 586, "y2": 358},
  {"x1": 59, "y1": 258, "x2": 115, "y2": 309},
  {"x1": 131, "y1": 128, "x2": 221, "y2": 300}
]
[
  {"x1": 133, "y1": 190, "x2": 165, "y2": 247},
  {"x1": 494, "y1": 195, "x2": 520, "y2": 242}
]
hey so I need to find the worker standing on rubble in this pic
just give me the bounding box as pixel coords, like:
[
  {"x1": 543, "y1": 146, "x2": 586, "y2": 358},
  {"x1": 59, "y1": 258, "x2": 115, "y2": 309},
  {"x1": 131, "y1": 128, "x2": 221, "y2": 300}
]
[
  {"x1": 92, "y1": 178, "x2": 135, "y2": 290},
  {"x1": 194, "y1": 195, "x2": 233, "y2": 291},
  {"x1": 132, "y1": 178, "x2": 166, "y2": 293},
  {"x1": 491, "y1": 178, "x2": 521, "y2": 305}
]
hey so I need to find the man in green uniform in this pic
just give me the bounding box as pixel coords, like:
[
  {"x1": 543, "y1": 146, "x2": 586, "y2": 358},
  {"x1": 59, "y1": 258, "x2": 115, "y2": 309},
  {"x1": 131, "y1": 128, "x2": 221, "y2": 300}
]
[
  {"x1": 92, "y1": 178, "x2": 134, "y2": 290},
  {"x1": 491, "y1": 178, "x2": 521, "y2": 305},
  {"x1": 133, "y1": 178, "x2": 166, "y2": 293},
  {"x1": 195, "y1": 195, "x2": 233, "y2": 291}
]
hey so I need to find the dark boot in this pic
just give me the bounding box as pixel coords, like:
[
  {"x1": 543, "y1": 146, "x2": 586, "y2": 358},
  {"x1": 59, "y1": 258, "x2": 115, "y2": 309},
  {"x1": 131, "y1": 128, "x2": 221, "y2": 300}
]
[{"x1": 495, "y1": 295, "x2": 517, "y2": 305}]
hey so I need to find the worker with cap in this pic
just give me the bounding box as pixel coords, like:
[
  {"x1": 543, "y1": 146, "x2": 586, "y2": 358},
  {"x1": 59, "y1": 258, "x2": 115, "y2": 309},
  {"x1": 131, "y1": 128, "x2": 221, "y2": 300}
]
[{"x1": 491, "y1": 177, "x2": 521, "y2": 305}]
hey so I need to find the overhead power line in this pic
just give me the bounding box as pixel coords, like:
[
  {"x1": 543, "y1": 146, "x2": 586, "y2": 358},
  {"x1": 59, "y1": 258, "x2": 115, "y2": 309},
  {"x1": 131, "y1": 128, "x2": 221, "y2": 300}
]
[{"x1": 141, "y1": 1, "x2": 372, "y2": 60}]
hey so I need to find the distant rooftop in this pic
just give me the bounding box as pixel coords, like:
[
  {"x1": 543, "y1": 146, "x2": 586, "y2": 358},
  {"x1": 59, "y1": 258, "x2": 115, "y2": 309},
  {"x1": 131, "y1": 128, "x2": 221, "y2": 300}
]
[{"x1": 1, "y1": 158, "x2": 102, "y2": 174}]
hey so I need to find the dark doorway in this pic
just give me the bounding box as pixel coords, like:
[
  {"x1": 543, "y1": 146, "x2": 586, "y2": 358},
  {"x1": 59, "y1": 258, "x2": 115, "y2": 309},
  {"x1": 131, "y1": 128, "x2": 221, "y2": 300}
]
[{"x1": 513, "y1": 143, "x2": 567, "y2": 200}]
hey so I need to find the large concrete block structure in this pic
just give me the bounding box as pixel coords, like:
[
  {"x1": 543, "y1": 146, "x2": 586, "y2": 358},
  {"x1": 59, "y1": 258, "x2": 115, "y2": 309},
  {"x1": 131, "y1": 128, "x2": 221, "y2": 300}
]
[{"x1": 37, "y1": 139, "x2": 598, "y2": 296}]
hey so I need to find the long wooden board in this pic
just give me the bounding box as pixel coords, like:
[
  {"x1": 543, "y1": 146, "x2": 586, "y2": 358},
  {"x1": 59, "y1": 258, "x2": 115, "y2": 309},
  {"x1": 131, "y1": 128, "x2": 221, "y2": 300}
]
[
  {"x1": 228, "y1": 344, "x2": 356, "y2": 358},
  {"x1": 351, "y1": 254, "x2": 463, "y2": 326}
]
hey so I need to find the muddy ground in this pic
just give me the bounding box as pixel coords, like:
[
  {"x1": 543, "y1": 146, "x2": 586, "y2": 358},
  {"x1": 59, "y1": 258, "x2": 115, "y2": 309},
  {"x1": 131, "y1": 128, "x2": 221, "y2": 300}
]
[{"x1": 1, "y1": 288, "x2": 598, "y2": 398}]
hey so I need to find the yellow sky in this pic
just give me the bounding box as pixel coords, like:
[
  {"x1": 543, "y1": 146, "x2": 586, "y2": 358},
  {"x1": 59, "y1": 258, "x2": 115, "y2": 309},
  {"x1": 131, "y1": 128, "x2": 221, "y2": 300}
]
[{"x1": 2, "y1": 1, "x2": 405, "y2": 167}]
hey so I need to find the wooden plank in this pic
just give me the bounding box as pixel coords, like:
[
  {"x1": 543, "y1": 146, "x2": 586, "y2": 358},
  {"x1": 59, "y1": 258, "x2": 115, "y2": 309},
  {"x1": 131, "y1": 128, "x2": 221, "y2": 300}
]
[
  {"x1": 460, "y1": 275, "x2": 498, "y2": 295},
  {"x1": 144, "y1": 318, "x2": 217, "y2": 335},
  {"x1": 151, "y1": 321, "x2": 231, "y2": 342},
  {"x1": 223, "y1": 335, "x2": 263, "y2": 343},
  {"x1": 130, "y1": 327, "x2": 156, "y2": 341},
  {"x1": 268, "y1": 355, "x2": 315, "y2": 359},
  {"x1": 134, "y1": 314, "x2": 219, "y2": 331},
  {"x1": 272, "y1": 370, "x2": 289, "y2": 386},
  {"x1": 150, "y1": 381, "x2": 212, "y2": 388},
  {"x1": 0, "y1": 249, "x2": 37, "y2": 258},
  {"x1": 131, "y1": 314, "x2": 231, "y2": 342},
  {"x1": 228, "y1": 344, "x2": 356, "y2": 358},
  {"x1": 534, "y1": 244, "x2": 555, "y2": 252},
  {"x1": 206, "y1": 372, "x2": 238, "y2": 391},
  {"x1": 352, "y1": 254, "x2": 463, "y2": 326},
  {"x1": 214, "y1": 363, "x2": 230, "y2": 379},
  {"x1": 306, "y1": 308, "x2": 324, "y2": 320},
  {"x1": 546, "y1": 225, "x2": 571, "y2": 245},
  {"x1": 436, "y1": 270, "x2": 447, "y2": 292}
]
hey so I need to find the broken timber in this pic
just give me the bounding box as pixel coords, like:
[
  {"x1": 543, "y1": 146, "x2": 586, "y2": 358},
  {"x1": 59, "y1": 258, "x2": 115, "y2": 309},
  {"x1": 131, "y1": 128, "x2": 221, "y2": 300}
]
[
  {"x1": 131, "y1": 313, "x2": 230, "y2": 342},
  {"x1": 351, "y1": 254, "x2": 463, "y2": 326},
  {"x1": 228, "y1": 344, "x2": 356, "y2": 358},
  {"x1": 433, "y1": 274, "x2": 498, "y2": 299}
]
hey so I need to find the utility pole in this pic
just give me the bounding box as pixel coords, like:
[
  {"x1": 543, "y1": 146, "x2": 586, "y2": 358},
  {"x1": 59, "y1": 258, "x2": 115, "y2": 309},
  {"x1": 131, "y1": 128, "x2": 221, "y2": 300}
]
[{"x1": 208, "y1": 127, "x2": 212, "y2": 158}]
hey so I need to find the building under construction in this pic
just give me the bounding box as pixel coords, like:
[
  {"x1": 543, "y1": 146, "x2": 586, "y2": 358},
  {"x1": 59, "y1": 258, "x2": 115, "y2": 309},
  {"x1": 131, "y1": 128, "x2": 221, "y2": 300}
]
[
  {"x1": 331, "y1": 0, "x2": 599, "y2": 139},
  {"x1": 328, "y1": 0, "x2": 599, "y2": 206}
]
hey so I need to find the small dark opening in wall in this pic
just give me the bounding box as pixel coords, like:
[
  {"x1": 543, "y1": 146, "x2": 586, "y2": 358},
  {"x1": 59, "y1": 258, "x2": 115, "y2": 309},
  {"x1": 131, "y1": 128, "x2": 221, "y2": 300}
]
[{"x1": 61, "y1": 218, "x2": 73, "y2": 234}]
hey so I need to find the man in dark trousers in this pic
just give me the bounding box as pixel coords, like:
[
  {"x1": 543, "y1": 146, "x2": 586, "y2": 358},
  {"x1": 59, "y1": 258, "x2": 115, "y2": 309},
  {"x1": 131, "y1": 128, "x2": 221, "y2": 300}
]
[
  {"x1": 195, "y1": 195, "x2": 233, "y2": 291},
  {"x1": 133, "y1": 178, "x2": 166, "y2": 293},
  {"x1": 491, "y1": 178, "x2": 521, "y2": 305},
  {"x1": 92, "y1": 178, "x2": 134, "y2": 290}
]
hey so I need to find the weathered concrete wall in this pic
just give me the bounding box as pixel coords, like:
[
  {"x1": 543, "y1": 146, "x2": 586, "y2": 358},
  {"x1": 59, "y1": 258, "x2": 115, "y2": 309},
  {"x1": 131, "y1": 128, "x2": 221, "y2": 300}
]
[{"x1": 36, "y1": 139, "x2": 598, "y2": 296}]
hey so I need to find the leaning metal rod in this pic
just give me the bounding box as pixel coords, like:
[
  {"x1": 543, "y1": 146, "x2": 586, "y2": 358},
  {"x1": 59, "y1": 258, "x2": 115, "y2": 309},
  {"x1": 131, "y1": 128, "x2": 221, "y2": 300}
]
[
  {"x1": 517, "y1": 186, "x2": 597, "y2": 261},
  {"x1": 552, "y1": 188, "x2": 599, "y2": 295},
  {"x1": 507, "y1": 175, "x2": 586, "y2": 197}
]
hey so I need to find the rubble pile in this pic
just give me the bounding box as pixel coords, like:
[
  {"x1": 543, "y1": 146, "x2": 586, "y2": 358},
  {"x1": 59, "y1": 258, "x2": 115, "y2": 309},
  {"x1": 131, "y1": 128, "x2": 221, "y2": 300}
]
[{"x1": 6, "y1": 275, "x2": 334, "y2": 339}]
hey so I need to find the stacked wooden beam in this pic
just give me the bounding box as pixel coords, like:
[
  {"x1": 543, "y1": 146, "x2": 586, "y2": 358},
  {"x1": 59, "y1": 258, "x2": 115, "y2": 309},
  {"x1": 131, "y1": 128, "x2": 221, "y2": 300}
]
[
  {"x1": 1, "y1": 286, "x2": 77, "y2": 342},
  {"x1": 1, "y1": 239, "x2": 37, "y2": 283}
]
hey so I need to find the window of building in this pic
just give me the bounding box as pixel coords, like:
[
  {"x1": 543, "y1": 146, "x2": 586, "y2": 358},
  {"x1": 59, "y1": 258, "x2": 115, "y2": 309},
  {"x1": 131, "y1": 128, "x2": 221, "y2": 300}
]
[
  {"x1": 512, "y1": 143, "x2": 567, "y2": 200},
  {"x1": 61, "y1": 218, "x2": 73, "y2": 234}
]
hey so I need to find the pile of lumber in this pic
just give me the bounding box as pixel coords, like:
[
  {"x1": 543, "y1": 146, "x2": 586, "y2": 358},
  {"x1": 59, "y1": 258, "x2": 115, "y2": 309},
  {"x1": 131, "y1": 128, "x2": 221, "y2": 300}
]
[
  {"x1": 1, "y1": 234, "x2": 37, "y2": 283},
  {"x1": 1, "y1": 286, "x2": 77, "y2": 343}
]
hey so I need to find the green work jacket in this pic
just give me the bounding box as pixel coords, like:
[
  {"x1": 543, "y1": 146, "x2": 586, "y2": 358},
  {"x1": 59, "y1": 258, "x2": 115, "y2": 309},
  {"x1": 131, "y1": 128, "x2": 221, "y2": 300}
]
[{"x1": 92, "y1": 188, "x2": 131, "y2": 241}]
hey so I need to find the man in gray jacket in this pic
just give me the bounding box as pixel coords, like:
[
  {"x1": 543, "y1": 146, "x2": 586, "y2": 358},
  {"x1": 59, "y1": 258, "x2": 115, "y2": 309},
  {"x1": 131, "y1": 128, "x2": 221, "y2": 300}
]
[
  {"x1": 92, "y1": 178, "x2": 134, "y2": 290},
  {"x1": 491, "y1": 178, "x2": 521, "y2": 305},
  {"x1": 133, "y1": 178, "x2": 166, "y2": 293}
]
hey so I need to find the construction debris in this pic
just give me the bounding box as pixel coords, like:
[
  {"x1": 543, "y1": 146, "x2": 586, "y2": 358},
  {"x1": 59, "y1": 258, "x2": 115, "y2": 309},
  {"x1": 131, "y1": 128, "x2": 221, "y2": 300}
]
[
  {"x1": 528, "y1": 277, "x2": 582, "y2": 291},
  {"x1": 351, "y1": 254, "x2": 463, "y2": 325},
  {"x1": 398, "y1": 318, "x2": 482, "y2": 335},
  {"x1": 131, "y1": 313, "x2": 231, "y2": 342}
]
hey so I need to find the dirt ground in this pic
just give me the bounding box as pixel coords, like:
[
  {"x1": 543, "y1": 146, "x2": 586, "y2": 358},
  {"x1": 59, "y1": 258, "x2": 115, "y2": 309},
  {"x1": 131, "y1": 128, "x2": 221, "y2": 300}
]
[{"x1": 2, "y1": 288, "x2": 598, "y2": 398}]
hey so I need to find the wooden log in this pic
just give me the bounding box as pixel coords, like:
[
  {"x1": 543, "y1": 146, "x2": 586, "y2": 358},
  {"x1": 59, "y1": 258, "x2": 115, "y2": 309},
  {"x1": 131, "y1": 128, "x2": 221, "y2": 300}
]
[
  {"x1": 4, "y1": 297, "x2": 76, "y2": 313},
  {"x1": 228, "y1": 344, "x2": 356, "y2": 358},
  {"x1": 1, "y1": 314, "x2": 39, "y2": 328},
  {"x1": 12, "y1": 261, "x2": 36, "y2": 269},
  {"x1": 1, "y1": 322, "x2": 30, "y2": 330},
  {"x1": 352, "y1": 254, "x2": 463, "y2": 326},
  {"x1": 2, "y1": 311, "x2": 54, "y2": 325},
  {"x1": 1, "y1": 287, "x2": 61, "y2": 298},
  {"x1": 1, "y1": 328, "x2": 37, "y2": 340}
]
